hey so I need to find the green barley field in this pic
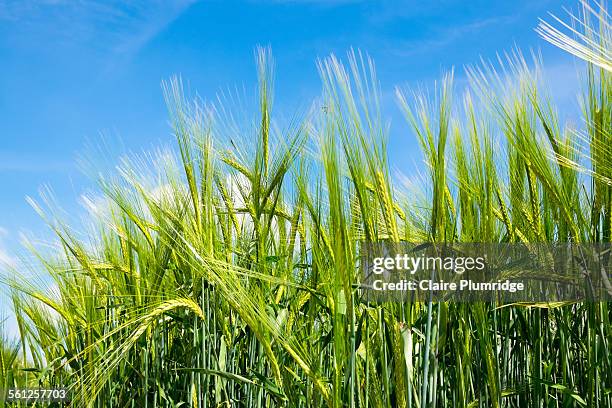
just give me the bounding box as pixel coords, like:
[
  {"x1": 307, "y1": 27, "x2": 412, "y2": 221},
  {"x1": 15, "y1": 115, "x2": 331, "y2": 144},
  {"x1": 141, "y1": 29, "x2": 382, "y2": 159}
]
[{"x1": 1, "y1": 1, "x2": 610, "y2": 407}]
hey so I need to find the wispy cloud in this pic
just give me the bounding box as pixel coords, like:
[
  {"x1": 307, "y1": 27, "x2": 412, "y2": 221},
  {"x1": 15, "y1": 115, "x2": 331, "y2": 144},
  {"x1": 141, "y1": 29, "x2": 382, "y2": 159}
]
[
  {"x1": 1, "y1": 1, "x2": 196, "y2": 60},
  {"x1": 366, "y1": 0, "x2": 456, "y2": 24},
  {"x1": 254, "y1": 0, "x2": 364, "y2": 4},
  {"x1": 108, "y1": 0, "x2": 198, "y2": 57},
  {"x1": 0, "y1": 153, "x2": 72, "y2": 173},
  {"x1": 383, "y1": 15, "x2": 516, "y2": 57}
]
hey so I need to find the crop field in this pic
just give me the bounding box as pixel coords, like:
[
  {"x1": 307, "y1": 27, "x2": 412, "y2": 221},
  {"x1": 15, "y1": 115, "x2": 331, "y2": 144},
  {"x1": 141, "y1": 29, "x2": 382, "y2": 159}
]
[{"x1": 0, "y1": 1, "x2": 610, "y2": 407}]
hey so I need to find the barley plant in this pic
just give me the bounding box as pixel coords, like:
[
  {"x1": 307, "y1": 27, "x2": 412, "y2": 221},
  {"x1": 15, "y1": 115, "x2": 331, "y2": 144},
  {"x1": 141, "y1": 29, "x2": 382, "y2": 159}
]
[{"x1": 0, "y1": 1, "x2": 610, "y2": 407}]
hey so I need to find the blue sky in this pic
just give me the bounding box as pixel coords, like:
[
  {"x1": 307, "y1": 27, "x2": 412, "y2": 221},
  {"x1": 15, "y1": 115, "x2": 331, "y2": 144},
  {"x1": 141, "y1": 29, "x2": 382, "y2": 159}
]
[{"x1": 0, "y1": 0, "x2": 584, "y2": 266}]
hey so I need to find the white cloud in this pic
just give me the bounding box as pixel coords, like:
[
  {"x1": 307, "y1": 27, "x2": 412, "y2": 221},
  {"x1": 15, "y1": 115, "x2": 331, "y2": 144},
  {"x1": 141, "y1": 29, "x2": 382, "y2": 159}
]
[
  {"x1": 80, "y1": 193, "x2": 110, "y2": 218},
  {"x1": 0, "y1": 227, "x2": 16, "y2": 268},
  {"x1": 541, "y1": 59, "x2": 583, "y2": 111},
  {"x1": 0, "y1": 226, "x2": 18, "y2": 339}
]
